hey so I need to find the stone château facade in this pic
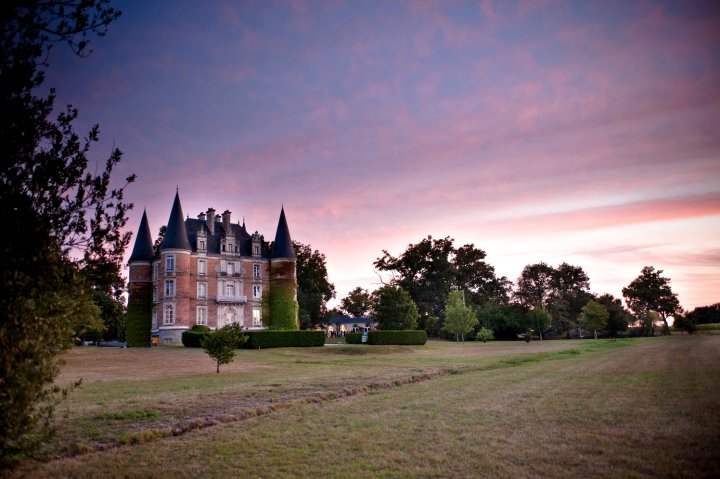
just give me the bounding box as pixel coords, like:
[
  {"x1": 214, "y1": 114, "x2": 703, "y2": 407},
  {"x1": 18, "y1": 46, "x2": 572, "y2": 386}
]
[{"x1": 127, "y1": 191, "x2": 297, "y2": 345}]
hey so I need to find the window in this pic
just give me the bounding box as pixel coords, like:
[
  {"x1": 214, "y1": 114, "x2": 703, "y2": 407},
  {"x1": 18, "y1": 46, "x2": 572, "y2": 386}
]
[
  {"x1": 227, "y1": 262, "x2": 234, "y2": 275},
  {"x1": 153, "y1": 286, "x2": 158, "y2": 303},
  {"x1": 197, "y1": 282, "x2": 207, "y2": 299},
  {"x1": 226, "y1": 284, "x2": 234, "y2": 296},
  {"x1": 253, "y1": 308, "x2": 262, "y2": 327},
  {"x1": 165, "y1": 280, "x2": 175, "y2": 297},
  {"x1": 222, "y1": 244, "x2": 225, "y2": 252},
  {"x1": 153, "y1": 263, "x2": 159, "y2": 281},
  {"x1": 166, "y1": 255, "x2": 175, "y2": 272},
  {"x1": 199, "y1": 240, "x2": 206, "y2": 250},
  {"x1": 253, "y1": 285, "x2": 262, "y2": 300},
  {"x1": 198, "y1": 259, "x2": 206, "y2": 275},
  {"x1": 253, "y1": 245, "x2": 260, "y2": 255},
  {"x1": 163, "y1": 303, "x2": 174, "y2": 325},
  {"x1": 151, "y1": 309, "x2": 157, "y2": 329},
  {"x1": 253, "y1": 263, "x2": 260, "y2": 278},
  {"x1": 197, "y1": 306, "x2": 207, "y2": 325}
]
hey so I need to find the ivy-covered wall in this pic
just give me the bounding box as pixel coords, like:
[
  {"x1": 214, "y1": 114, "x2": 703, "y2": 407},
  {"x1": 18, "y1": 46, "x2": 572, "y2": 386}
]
[
  {"x1": 267, "y1": 260, "x2": 299, "y2": 330},
  {"x1": 126, "y1": 282, "x2": 152, "y2": 347}
]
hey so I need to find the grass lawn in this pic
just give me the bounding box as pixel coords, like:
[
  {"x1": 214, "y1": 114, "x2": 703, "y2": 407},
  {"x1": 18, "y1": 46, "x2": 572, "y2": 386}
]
[{"x1": 10, "y1": 336, "x2": 720, "y2": 478}]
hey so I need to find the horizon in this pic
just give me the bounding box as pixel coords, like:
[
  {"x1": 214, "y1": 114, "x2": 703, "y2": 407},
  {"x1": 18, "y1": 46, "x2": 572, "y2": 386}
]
[{"x1": 46, "y1": 0, "x2": 720, "y2": 310}]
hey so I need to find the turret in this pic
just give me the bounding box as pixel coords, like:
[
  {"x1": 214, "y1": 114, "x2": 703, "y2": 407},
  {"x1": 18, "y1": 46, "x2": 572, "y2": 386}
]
[
  {"x1": 159, "y1": 190, "x2": 191, "y2": 251},
  {"x1": 268, "y1": 206, "x2": 298, "y2": 330},
  {"x1": 126, "y1": 210, "x2": 154, "y2": 347}
]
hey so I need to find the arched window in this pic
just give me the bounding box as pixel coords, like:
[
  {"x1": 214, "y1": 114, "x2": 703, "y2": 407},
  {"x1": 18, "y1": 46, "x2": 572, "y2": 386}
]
[{"x1": 164, "y1": 303, "x2": 174, "y2": 325}]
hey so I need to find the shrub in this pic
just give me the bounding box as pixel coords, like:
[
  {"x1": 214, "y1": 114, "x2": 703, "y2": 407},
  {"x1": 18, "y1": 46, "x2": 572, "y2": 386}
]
[
  {"x1": 241, "y1": 330, "x2": 325, "y2": 349},
  {"x1": 367, "y1": 330, "x2": 427, "y2": 345},
  {"x1": 476, "y1": 327, "x2": 494, "y2": 343},
  {"x1": 345, "y1": 333, "x2": 363, "y2": 344},
  {"x1": 182, "y1": 325, "x2": 211, "y2": 348}
]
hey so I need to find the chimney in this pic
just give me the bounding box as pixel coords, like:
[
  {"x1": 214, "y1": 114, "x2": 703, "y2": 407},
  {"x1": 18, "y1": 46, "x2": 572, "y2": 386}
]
[
  {"x1": 206, "y1": 208, "x2": 215, "y2": 235},
  {"x1": 222, "y1": 210, "x2": 231, "y2": 232},
  {"x1": 197, "y1": 211, "x2": 206, "y2": 221}
]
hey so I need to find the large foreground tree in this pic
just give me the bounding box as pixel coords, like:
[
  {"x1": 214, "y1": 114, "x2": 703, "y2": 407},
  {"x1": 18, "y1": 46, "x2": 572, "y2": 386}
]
[{"x1": 1, "y1": 1, "x2": 132, "y2": 466}]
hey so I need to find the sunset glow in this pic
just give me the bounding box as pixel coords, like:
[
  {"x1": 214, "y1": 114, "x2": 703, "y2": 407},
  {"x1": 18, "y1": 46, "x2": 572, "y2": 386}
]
[{"x1": 46, "y1": 0, "x2": 720, "y2": 309}]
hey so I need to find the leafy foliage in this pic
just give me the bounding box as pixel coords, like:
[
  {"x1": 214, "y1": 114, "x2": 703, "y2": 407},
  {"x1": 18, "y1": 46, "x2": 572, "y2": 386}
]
[
  {"x1": 293, "y1": 241, "x2": 335, "y2": 328},
  {"x1": 476, "y1": 327, "x2": 494, "y2": 343},
  {"x1": 374, "y1": 236, "x2": 510, "y2": 320},
  {"x1": 265, "y1": 276, "x2": 299, "y2": 330},
  {"x1": 340, "y1": 287, "x2": 374, "y2": 318},
  {"x1": 514, "y1": 262, "x2": 591, "y2": 332},
  {"x1": 686, "y1": 303, "x2": 720, "y2": 325},
  {"x1": 476, "y1": 303, "x2": 527, "y2": 340},
  {"x1": 374, "y1": 286, "x2": 419, "y2": 330},
  {"x1": 0, "y1": 0, "x2": 130, "y2": 466},
  {"x1": 578, "y1": 300, "x2": 609, "y2": 339},
  {"x1": 622, "y1": 266, "x2": 679, "y2": 335},
  {"x1": 126, "y1": 284, "x2": 151, "y2": 347},
  {"x1": 202, "y1": 324, "x2": 247, "y2": 373},
  {"x1": 596, "y1": 294, "x2": 630, "y2": 337},
  {"x1": 527, "y1": 307, "x2": 552, "y2": 340},
  {"x1": 443, "y1": 291, "x2": 478, "y2": 343}
]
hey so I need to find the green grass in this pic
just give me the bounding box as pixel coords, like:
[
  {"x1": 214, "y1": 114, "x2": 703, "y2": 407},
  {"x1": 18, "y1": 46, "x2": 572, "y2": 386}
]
[{"x1": 9, "y1": 337, "x2": 720, "y2": 478}]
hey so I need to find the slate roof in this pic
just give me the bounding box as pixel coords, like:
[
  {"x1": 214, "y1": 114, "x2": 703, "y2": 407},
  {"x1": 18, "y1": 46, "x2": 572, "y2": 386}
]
[
  {"x1": 128, "y1": 210, "x2": 154, "y2": 262},
  {"x1": 271, "y1": 206, "x2": 295, "y2": 259},
  {"x1": 159, "y1": 191, "x2": 191, "y2": 250}
]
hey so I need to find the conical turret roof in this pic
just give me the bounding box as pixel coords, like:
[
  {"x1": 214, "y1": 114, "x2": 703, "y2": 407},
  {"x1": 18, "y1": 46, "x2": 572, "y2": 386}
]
[
  {"x1": 159, "y1": 191, "x2": 191, "y2": 251},
  {"x1": 271, "y1": 206, "x2": 295, "y2": 259},
  {"x1": 128, "y1": 209, "x2": 155, "y2": 262}
]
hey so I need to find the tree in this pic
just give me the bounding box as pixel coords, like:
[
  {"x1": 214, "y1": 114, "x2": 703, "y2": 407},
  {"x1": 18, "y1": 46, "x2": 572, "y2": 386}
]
[
  {"x1": 444, "y1": 291, "x2": 478, "y2": 343},
  {"x1": 153, "y1": 225, "x2": 166, "y2": 256},
  {"x1": 527, "y1": 307, "x2": 552, "y2": 340},
  {"x1": 686, "y1": 303, "x2": 720, "y2": 325},
  {"x1": 476, "y1": 327, "x2": 494, "y2": 343},
  {"x1": 515, "y1": 262, "x2": 592, "y2": 333},
  {"x1": 578, "y1": 300, "x2": 609, "y2": 339},
  {"x1": 374, "y1": 286, "x2": 419, "y2": 330},
  {"x1": 672, "y1": 310, "x2": 696, "y2": 335},
  {"x1": 514, "y1": 262, "x2": 555, "y2": 309},
  {"x1": 339, "y1": 287, "x2": 374, "y2": 317},
  {"x1": 476, "y1": 303, "x2": 527, "y2": 340},
  {"x1": 596, "y1": 294, "x2": 630, "y2": 337},
  {"x1": 202, "y1": 324, "x2": 247, "y2": 373},
  {"x1": 293, "y1": 241, "x2": 335, "y2": 329},
  {"x1": 622, "y1": 266, "x2": 680, "y2": 335},
  {"x1": 374, "y1": 236, "x2": 510, "y2": 320},
  {"x1": 0, "y1": 1, "x2": 129, "y2": 466}
]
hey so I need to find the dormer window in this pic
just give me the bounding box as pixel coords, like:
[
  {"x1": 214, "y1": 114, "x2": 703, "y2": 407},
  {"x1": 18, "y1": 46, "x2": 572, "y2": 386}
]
[{"x1": 253, "y1": 245, "x2": 260, "y2": 256}]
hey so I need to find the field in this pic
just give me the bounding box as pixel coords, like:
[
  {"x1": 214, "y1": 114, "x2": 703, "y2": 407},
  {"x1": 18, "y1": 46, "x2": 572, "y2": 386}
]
[{"x1": 11, "y1": 336, "x2": 720, "y2": 478}]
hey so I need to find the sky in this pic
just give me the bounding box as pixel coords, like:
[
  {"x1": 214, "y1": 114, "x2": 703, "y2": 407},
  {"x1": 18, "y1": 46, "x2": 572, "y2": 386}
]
[{"x1": 45, "y1": 0, "x2": 720, "y2": 310}]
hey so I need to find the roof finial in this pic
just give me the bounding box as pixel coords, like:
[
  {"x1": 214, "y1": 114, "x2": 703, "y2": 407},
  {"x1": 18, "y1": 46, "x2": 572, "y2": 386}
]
[{"x1": 176, "y1": 185, "x2": 179, "y2": 193}]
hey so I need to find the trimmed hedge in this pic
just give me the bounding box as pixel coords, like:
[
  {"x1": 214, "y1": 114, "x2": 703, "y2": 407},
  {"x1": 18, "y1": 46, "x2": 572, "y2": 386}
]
[
  {"x1": 345, "y1": 332, "x2": 363, "y2": 344},
  {"x1": 241, "y1": 330, "x2": 325, "y2": 349},
  {"x1": 368, "y1": 330, "x2": 427, "y2": 345},
  {"x1": 182, "y1": 329, "x2": 325, "y2": 349},
  {"x1": 181, "y1": 325, "x2": 211, "y2": 347}
]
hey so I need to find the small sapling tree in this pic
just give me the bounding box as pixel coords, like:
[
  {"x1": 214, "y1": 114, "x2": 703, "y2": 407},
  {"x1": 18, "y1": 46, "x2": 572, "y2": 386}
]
[
  {"x1": 444, "y1": 290, "x2": 478, "y2": 343},
  {"x1": 527, "y1": 307, "x2": 552, "y2": 340},
  {"x1": 202, "y1": 324, "x2": 247, "y2": 373}
]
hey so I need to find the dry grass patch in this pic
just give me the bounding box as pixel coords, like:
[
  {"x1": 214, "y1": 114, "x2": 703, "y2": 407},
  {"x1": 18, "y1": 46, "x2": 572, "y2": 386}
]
[{"x1": 11, "y1": 337, "x2": 720, "y2": 478}]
